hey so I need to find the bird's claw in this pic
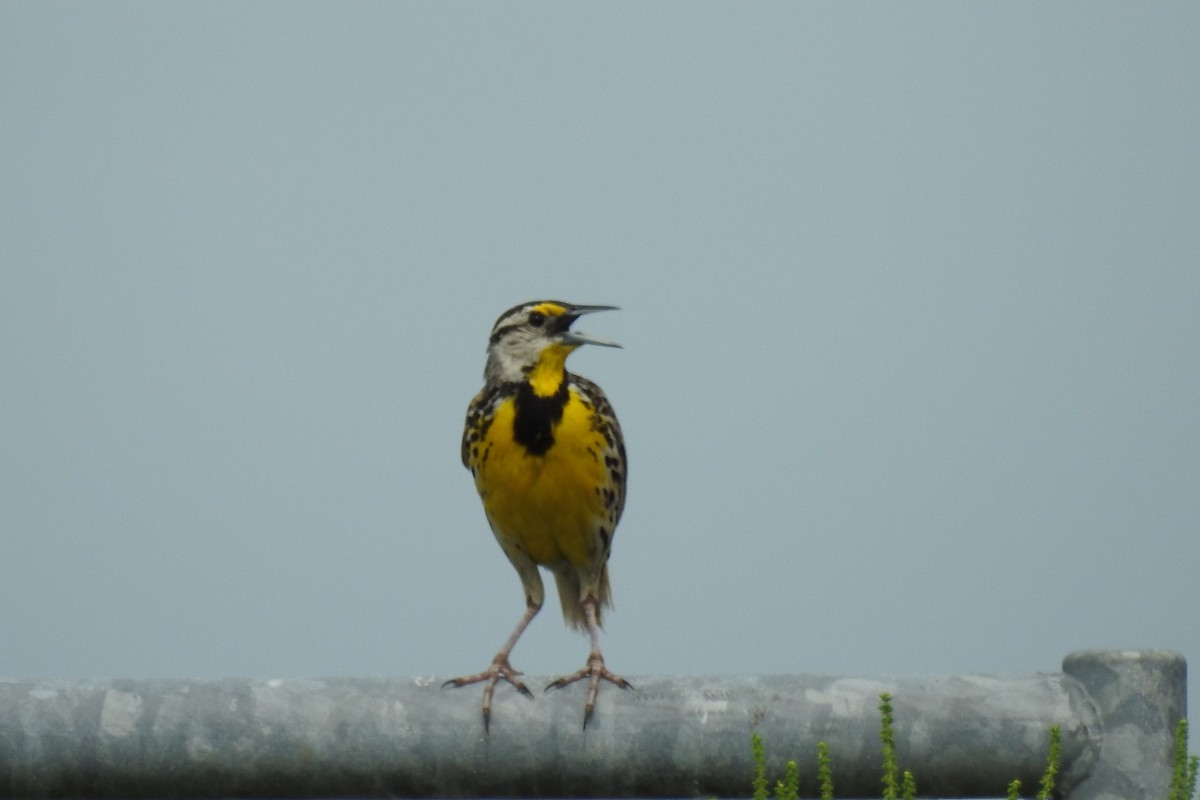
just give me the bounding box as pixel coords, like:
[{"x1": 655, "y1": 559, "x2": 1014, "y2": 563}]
[
  {"x1": 545, "y1": 653, "x2": 632, "y2": 729},
  {"x1": 444, "y1": 655, "x2": 532, "y2": 731}
]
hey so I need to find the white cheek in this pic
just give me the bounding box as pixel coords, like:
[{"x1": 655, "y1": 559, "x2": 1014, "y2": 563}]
[{"x1": 495, "y1": 340, "x2": 537, "y2": 380}]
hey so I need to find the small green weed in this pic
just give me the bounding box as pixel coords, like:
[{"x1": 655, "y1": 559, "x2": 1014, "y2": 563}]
[
  {"x1": 775, "y1": 758, "x2": 799, "y2": 800},
  {"x1": 751, "y1": 731, "x2": 768, "y2": 800},
  {"x1": 1170, "y1": 719, "x2": 1199, "y2": 800},
  {"x1": 816, "y1": 741, "x2": 834, "y2": 800},
  {"x1": 1037, "y1": 725, "x2": 1061, "y2": 800},
  {"x1": 878, "y1": 693, "x2": 899, "y2": 800},
  {"x1": 748, "y1": 696, "x2": 1196, "y2": 799}
]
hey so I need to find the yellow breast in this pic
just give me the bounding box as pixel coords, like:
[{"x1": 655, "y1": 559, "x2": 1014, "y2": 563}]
[{"x1": 472, "y1": 387, "x2": 612, "y2": 569}]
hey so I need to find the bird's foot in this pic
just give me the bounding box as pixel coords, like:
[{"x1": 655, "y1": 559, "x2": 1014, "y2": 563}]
[
  {"x1": 545, "y1": 651, "x2": 632, "y2": 729},
  {"x1": 444, "y1": 654, "x2": 533, "y2": 731}
]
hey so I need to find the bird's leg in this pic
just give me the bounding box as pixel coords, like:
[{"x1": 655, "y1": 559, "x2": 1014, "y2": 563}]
[
  {"x1": 443, "y1": 600, "x2": 539, "y2": 731},
  {"x1": 545, "y1": 595, "x2": 632, "y2": 728}
]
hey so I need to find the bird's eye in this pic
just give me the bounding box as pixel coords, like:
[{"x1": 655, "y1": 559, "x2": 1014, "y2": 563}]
[{"x1": 528, "y1": 311, "x2": 546, "y2": 327}]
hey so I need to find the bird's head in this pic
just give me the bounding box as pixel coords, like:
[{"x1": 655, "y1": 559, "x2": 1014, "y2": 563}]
[{"x1": 483, "y1": 300, "x2": 619, "y2": 392}]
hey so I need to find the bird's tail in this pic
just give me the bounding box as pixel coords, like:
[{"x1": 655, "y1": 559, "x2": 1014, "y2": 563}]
[{"x1": 554, "y1": 565, "x2": 611, "y2": 631}]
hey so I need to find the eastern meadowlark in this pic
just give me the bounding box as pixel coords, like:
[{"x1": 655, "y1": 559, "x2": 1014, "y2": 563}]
[{"x1": 445, "y1": 300, "x2": 629, "y2": 730}]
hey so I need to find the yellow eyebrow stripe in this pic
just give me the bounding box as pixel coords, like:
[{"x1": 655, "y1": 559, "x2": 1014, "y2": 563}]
[{"x1": 529, "y1": 301, "x2": 568, "y2": 317}]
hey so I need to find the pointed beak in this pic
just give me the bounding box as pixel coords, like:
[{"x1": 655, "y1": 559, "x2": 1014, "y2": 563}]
[{"x1": 561, "y1": 305, "x2": 621, "y2": 348}]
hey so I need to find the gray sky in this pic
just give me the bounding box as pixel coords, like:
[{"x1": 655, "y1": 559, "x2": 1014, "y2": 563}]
[{"x1": 3, "y1": 3, "x2": 1198, "y2": 732}]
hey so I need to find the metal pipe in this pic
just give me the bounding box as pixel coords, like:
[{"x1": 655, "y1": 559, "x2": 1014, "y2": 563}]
[{"x1": 0, "y1": 650, "x2": 1184, "y2": 798}]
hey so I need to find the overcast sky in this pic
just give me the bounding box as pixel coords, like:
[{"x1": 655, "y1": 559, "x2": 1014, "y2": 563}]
[{"x1": 3, "y1": 3, "x2": 1197, "y2": 731}]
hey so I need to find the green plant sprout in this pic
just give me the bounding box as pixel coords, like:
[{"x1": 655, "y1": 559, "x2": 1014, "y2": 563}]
[
  {"x1": 878, "y1": 692, "x2": 918, "y2": 799},
  {"x1": 816, "y1": 740, "x2": 834, "y2": 800},
  {"x1": 879, "y1": 692, "x2": 899, "y2": 800},
  {"x1": 1037, "y1": 725, "x2": 1061, "y2": 800},
  {"x1": 1170, "y1": 719, "x2": 1199, "y2": 800},
  {"x1": 774, "y1": 758, "x2": 799, "y2": 800},
  {"x1": 751, "y1": 731, "x2": 768, "y2": 800},
  {"x1": 749, "y1": 701, "x2": 1194, "y2": 799}
]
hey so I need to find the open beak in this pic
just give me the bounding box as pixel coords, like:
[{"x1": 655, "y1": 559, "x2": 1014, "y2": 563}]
[{"x1": 561, "y1": 304, "x2": 621, "y2": 348}]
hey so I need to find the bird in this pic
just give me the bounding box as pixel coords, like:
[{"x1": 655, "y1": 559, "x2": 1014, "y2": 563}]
[{"x1": 445, "y1": 300, "x2": 630, "y2": 730}]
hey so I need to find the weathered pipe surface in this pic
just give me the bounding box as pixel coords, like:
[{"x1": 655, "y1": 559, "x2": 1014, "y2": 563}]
[
  {"x1": 1064, "y1": 650, "x2": 1186, "y2": 800},
  {"x1": 0, "y1": 650, "x2": 1183, "y2": 798}
]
